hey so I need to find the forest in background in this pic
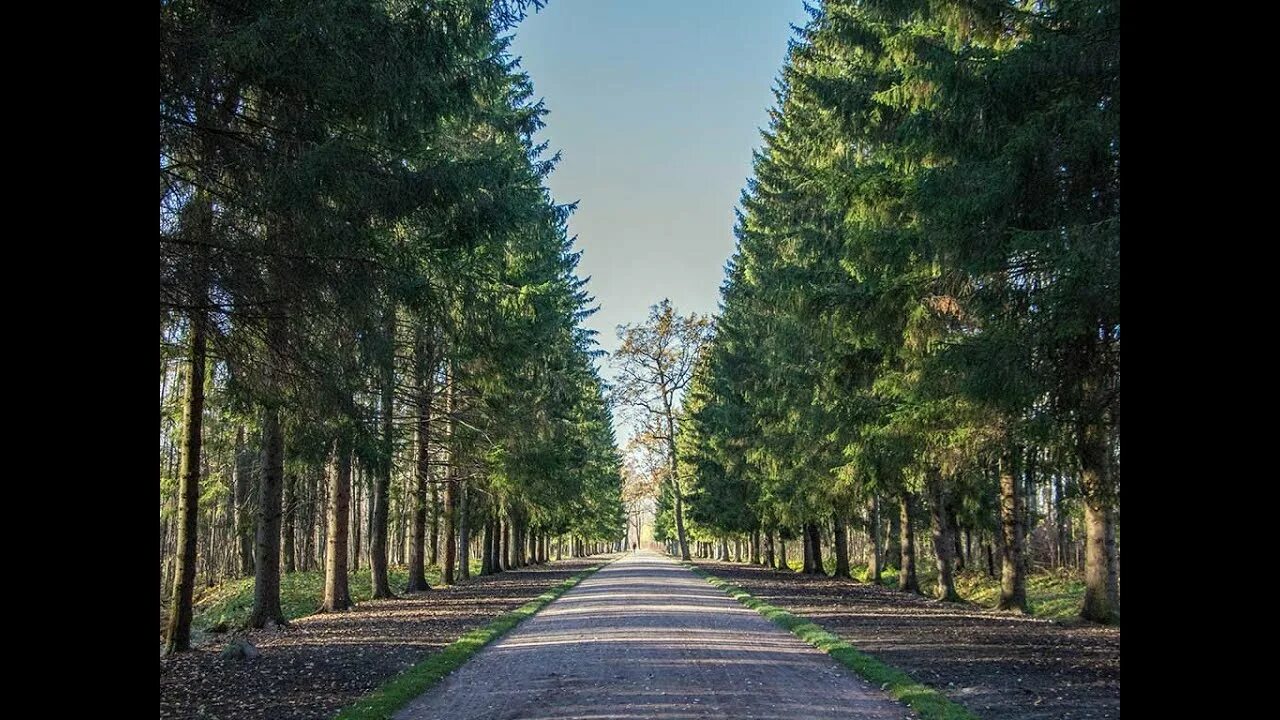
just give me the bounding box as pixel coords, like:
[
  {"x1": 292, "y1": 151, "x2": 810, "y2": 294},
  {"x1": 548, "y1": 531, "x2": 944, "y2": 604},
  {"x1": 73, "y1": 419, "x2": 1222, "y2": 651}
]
[
  {"x1": 159, "y1": 0, "x2": 626, "y2": 655},
  {"x1": 645, "y1": 0, "x2": 1119, "y2": 623}
]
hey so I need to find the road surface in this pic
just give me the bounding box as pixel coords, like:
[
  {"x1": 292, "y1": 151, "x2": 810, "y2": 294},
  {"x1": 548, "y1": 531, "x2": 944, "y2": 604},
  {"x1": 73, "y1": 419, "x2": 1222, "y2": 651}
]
[{"x1": 395, "y1": 550, "x2": 912, "y2": 720}]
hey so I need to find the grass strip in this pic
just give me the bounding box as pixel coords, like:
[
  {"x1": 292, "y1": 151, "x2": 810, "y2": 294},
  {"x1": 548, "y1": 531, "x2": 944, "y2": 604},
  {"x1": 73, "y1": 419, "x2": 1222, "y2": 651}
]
[
  {"x1": 687, "y1": 564, "x2": 981, "y2": 720},
  {"x1": 333, "y1": 563, "x2": 606, "y2": 720}
]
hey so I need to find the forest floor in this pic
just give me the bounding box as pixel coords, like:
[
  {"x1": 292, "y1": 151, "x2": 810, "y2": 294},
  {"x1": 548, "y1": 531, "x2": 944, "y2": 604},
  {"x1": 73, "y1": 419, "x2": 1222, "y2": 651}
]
[
  {"x1": 159, "y1": 556, "x2": 608, "y2": 720},
  {"x1": 693, "y1": 560, "x2": 1120, "y2": 720},
  {"x1": 394, "y1": 551, "x2": 912, "y2": 720}
]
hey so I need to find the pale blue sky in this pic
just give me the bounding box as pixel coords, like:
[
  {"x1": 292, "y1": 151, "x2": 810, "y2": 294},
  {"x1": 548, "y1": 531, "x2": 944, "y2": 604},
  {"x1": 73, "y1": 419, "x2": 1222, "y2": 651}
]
[{"x1": 510, "y1": 0, "x2": 809, "y2": 385}]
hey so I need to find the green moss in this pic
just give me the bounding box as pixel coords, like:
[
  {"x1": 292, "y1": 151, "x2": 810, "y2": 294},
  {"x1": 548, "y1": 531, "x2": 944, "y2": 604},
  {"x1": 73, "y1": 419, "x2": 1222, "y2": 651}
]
[
  {"x1": 688, "y1": 565, "x2": 981, "y2": 720},
  {"x1": 332, "y1": 564, "x2": 604, "y2": 720},
  {"x1": 954, "y1": 568, "x2": 1089, "y2": 621}
]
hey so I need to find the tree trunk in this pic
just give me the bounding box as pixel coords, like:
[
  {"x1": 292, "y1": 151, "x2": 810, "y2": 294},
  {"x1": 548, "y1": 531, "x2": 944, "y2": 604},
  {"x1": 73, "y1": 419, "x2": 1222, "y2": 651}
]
[
  {"x1": 998, "y1": 449, "x2": 1028, "y2": 612},
  {"x1": 495, "y1": 516, "x2": 506, "y2": 572},
  {"x1": 502, "y1": 515, "x2": 511, "y2": 569},
  {"x1": 370, "y1": 359, "x2": 394, "y2": 598},
  {"x1": 898, "y1": 494, "x2": 920, "y2": 593},
  {"x1": 322, "y1": 439, "x2": 352, "y2": 611},
  {"x1": 350, "y1": 464, "x2": 362, "y2": 573},
  {"x1": 442, "y1": 474, "x2": 457, "y2": 585},
  {"x1": 281, "y1": 470, "x2": 297, "y2": 573},
  {"x1": 777, "y1": 536, "x2": 788, "y2": 570},
  {"x1": 869, "y1": 496, "x2": 882, "y2": 584},
  {"x1": 163, "y1": 302, "x2": 207, "y2": 654},
  {"x1": 673, "y1": 484, "x2": 691, "y2": 561},
  {"x1": 1079, "y1": 419, "x2": 1119, "y2": 622},
  {"x1": 250, "y1": 405, "x2": 287, "y2": 627},
  {"x1": 926, "y1": 468, "x2": 960, "y2": 601},
  {"x1": 812, "y1": 522, "x2": 826, "y2": 574},
  {"x1": 885, "y1": 503, "x2": 901, "y2": 571},
  {"x1": 233, "y1": 426, "x2": 255, "y2": 576},
  {"x1": 763, "y1": 533, "x2": 774, "y2": 567},
  {"x1": 458, "y1": 482, "x2": 470, "y2": 580},
  {"x1": 371, "y1": 307, "x2": 395, "y2": 597},
  {"x1": 407, "y1": 333, "x2": 434, "y2": 592},
  {"x1": 951, "y1": 507, "x2": 964, "y2": 572},
  {"x1": 832, "y1": 513, "x2": 851, "y2": 578},
  {"x1": 481, "y1": 515, "x2": 494, "y2": 575},
  {"x1": 1053, "y1": 473, "x2": 1067, "y2": 568}
]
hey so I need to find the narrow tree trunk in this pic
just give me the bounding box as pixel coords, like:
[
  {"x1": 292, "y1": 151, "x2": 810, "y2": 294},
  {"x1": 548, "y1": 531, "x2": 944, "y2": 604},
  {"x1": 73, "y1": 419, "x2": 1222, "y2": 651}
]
[
  {"x1": 458, "y1": 482, "x2": 470, "y2": 581},
  {"x1": 832, "y1": 513, "x2": 851, "y2": 579},
  {"x1": 673, "y1": 485, "x2": 691, "y2": 561},
  {"x1": 481, "y1": 515, "x2": 494, "y2": 575},
  {"x1": 885, "y1": 504, "x2": 902, "y2": 571},
  {"x1": 926, "y1": 468, "x2": 960, "y2": 601},
  {"x1": 763, "y1": 532, "x2": 774, "y2": 567},
  {"x1": 951, "y1": 508, "x2": 964, "y2": 572},
  {"x1": 1079, "y1": 420, "x2": 1119, "y2": 622},
  {"x1": 428, "y1": 481, "x2": 439, "y2": 566},
  {"x1": 322, "y1": 439, "x2": 352, "y2": 611},
  {"x1": 869, "y1": 496, "x2": 882, "y2": 584},
  {"x1": 1053, "y1": 473, "x2": 1067, "y2": 568},
  {"x1": 281, "y1": 470, "x2": 297, "y2": 573},
  {"x1": 370, "y1": 343, "x2": 394, "y2": 597},
  {"x1": 777, "y1": 536, "x2": 788, "y2": 571},
  {"x1": 998, "y1": 450, "x2": 1028, "y2": 612},
  {"x1": 163, "y1": 302, "x2": 207, "y2": 654},
  {"x1": 442, "y1": 474, "x2": 457, "y2": 585},
  {"x1": 811, "y1": 522, "x2": 826, "y2": 574},
  {"x1": 409, "y1": 333, "x2": 435, "y2": 592},
  {"x1": 501, "y1": 515, "x2": 511, "y2": 569},
  {"x1": 233, "y1": 426, "x2": 254, "y2": 576},
  {"x1": 350, "y1": 465, "x2": 362, "y2": 573},
  {"x1": 898, "y1": 494, "x2": 920, "y2": 593},
  {"x1": 495, "y1": 516, "x2": 507, "y2": 572},
  {"x1": 250, "y1": 405, "x2": 287, "y2": 627}
]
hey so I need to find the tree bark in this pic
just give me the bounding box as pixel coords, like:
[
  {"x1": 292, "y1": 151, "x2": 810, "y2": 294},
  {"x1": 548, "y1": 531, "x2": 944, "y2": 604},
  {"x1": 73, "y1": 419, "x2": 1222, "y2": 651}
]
[
  {"x1": 885, "y1": 503, "x2": 901, "y2": 571},
  {"x1": 322, "y1": 439, "x2": 352, "y2": 611},
  {"x1": 926, "y1": 468, "x2": 960, "y2": 601},
  {"x1": 1079, "y1": 419, "x2": 1119, "y2": 622},
  {"x1": 869, "y1": 496, "x2": 882, "y2": 584},
  {"x1": 250, "y1": 405, "x2": 287, "y2": 627},
  {"x1": 407, "y1": 332, "x2": 434, "y2": 592},
  {"x1": 898, "y1": 494, "x2": 920, "y2": 593},
  {"x1": 350, "y1": 464, "x2": 362, "y2": 573},
  {"x1": 442, "y1": 471, "x2": 457, "y2": 584},
  {"x1": 998, "y1": 449, "x2": 1028, "y2": 612},
  {"x1": 501, "y1": 514, "x2": 511, "y2": 569},
  {"x1": 371, "y1": 327, "x2": 394, "y2": 597},
  {"x1": 457, "y1": 481, "x2": 470, "y2": 580},
  {"x1": 1053, "y1": 473, "x2": 1067, "y2": 568},
  {"x1": 233, "y1": 426, "x2": 255, "y2": 576},
  {"x1": 832, "y1": 513, "x2": 851, "y2": 578},
  {"x1": 163, "y1": 300, "x2": 207, "y2": 654},
  {"x1": 481, "y1": 515, "x2": 494, "y2": 575}
]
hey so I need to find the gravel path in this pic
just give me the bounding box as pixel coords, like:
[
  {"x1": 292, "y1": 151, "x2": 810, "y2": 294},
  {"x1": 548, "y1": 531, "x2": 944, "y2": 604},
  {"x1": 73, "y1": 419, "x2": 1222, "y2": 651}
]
[{"x1": 396, "y1": 551, "x2": 913, "y2": 720}]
